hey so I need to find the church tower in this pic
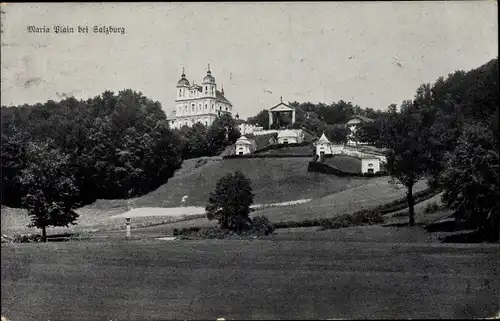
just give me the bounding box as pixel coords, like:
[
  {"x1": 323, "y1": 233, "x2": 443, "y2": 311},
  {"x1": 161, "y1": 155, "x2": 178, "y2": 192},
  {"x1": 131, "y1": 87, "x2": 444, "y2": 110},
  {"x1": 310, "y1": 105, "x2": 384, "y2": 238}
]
[
  {"x1": 176, "y1": 67, "x2": 190, "y2": 100},
  {"x1": 202, "y1": 64, "x2": 216, "y2": 98}
]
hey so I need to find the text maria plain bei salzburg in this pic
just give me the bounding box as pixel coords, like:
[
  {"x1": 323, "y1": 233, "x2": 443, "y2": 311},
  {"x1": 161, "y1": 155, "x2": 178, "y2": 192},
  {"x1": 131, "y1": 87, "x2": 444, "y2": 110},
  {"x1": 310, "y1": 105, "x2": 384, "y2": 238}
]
[{"x1": 27, "y1": 25, "x2": 126, "y2": 35}]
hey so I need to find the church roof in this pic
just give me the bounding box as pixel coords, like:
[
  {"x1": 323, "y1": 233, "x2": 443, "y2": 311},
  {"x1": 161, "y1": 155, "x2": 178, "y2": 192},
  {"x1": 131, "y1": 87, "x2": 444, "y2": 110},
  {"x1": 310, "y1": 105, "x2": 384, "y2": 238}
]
[
  {"x1": 317, "y1": 133, "x2": 330, "y2": 143},
  {"x1": 277, "y1": 129, "x2": 298, "y2": 138},
  {"x1": 346, "y1": 115, "x2": 374, "y2": 123},
  {"x1": 269, "y1": 101, "x2": 294, "y2": 111},
  {"x1": 216, "y1": 90, "x2": 232, "y2": 105},
  {"x1": 236, "y1": 135, "x2": 256, "y2": 146}
]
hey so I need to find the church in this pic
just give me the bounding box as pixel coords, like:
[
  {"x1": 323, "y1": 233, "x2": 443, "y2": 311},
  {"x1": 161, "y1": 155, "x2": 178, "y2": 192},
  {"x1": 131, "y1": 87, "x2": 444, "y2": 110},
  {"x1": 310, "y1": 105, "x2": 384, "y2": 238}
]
[{"x1": 166, "y1": 65, "x2": 233, "y2": 129}]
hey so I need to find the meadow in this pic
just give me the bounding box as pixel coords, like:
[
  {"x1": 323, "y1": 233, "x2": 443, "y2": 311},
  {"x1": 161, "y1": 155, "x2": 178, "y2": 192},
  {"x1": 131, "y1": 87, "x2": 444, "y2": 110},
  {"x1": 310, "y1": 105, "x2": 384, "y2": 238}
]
[{"x1": 2, "y1": 238, "x2": 498, "y2": 320}]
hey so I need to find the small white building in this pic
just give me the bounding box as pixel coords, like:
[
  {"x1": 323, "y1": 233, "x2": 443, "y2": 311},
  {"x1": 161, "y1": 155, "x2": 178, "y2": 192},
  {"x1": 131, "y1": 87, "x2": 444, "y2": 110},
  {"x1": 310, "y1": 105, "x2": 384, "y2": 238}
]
[
  {"x1": 235, "y1": 136, "x2": 256, "y2": 155},
  {"x1": 314, "y1": 133, "x2": 345, "y2": 157},
  {"x1": 277, "y1": 129, "x2": 302, "y2": 144},
  {"x1": 238, "y1": 122, "x2": 258, "y2": 136},
  {"x1": 360, "y1": 156, "x2": 381, "y2": 174}
]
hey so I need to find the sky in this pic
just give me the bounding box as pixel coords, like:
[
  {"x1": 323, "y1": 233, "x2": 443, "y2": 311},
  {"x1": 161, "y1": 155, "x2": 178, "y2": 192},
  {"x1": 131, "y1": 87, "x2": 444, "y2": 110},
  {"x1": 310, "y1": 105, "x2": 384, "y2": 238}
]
[{"x1": 1, "y1": 2, "x2": 498, "y2": 119}]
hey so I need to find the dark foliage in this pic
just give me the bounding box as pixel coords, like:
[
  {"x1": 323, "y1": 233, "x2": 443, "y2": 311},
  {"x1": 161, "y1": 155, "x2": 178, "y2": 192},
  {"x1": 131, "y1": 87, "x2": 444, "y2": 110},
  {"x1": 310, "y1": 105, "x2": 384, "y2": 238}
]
[
  {"x1": 174, "y1": 113, "x2": 241, "y2": 159},
  {"x1": 206, "y1": 170, "x2": 254, "y2": 231},
  {"x1": 1, "y1": 90, "x2": 183, "y2": 207}
]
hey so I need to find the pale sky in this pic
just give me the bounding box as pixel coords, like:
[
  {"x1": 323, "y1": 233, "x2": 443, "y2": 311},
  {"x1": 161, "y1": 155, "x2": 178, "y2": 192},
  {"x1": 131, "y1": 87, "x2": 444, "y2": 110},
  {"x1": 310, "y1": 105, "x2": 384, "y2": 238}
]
[{"x1": 1, "y1": 2, "x2": 497, "y2": 119}]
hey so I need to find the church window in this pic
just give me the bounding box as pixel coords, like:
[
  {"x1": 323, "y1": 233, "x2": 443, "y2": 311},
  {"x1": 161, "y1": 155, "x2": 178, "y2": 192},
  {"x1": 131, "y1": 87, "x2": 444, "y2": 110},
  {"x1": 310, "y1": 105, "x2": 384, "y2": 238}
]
[
  {"x1": 179, "y1": 89, "x2": 182, "y2": 96},
  {"x1": 205, "y1": 104, "x2": 207, "y2": 110}
]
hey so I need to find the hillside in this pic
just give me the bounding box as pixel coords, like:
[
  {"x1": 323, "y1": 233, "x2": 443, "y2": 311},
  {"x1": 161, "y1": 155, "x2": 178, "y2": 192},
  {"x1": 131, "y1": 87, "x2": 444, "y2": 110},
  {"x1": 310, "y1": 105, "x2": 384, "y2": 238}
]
[
  {"x1": 131, "y1": 157, "x2": 372, "y2": 208},
  {"x1": 256, "y1": 145, "x2": 314, "y2": 155},
  {"x1": 251, "y1": 177, "x2": 430, "y2": 222},
  {"x1": 323, "y1": 155, "x2": 362, "y2": 173}
]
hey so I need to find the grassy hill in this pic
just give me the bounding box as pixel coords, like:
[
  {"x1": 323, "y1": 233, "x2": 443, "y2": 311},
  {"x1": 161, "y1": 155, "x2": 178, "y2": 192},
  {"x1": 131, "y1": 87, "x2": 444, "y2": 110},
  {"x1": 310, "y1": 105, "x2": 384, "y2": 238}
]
[
  {"x1": 1, "y1": 157, "x2": 372, "y2": 236},
  {"x1": 323, "y1": 155, "x2": 362, "y2": 173},
  {"x1": 246, "y1": 133, "x2": 277, "y2": 150},
  {"x1": 256, "y1": 145, "x2": 314, "y2": 155},
  {"x1": 131, "y1": 157, "x2": 371, "y2": 208},
  {"x1": 250, "y1": 178, "x2": 430, "y2": 223}
]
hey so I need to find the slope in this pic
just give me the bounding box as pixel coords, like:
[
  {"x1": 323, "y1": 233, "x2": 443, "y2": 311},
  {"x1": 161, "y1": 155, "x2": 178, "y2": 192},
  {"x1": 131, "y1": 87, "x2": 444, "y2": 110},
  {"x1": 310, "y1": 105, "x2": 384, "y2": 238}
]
[{"x1": 131, "y1": 157, "x2": 372, "y2": 208}]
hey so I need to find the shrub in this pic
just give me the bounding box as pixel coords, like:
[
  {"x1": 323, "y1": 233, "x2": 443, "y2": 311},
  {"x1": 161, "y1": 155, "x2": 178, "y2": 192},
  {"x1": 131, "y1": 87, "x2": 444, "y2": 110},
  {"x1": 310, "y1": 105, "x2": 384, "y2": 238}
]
[
  {"x1": 12, "y1": 233, "x2": 43, "y2": 243},
  {"x1": 251, "y1": 216, "x2": 275, "y2": 235},
  {"x1": 352, "y1": 210, "x2": 384, "y2": 224}
]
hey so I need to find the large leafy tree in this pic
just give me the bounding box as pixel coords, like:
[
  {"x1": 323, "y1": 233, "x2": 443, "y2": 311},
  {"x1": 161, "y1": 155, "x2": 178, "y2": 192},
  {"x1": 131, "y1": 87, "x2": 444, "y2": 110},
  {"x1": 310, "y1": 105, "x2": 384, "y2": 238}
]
[
  {"x1": 440, "y1": 123, "x2": 499, "y2": 240},
  {"x1": 19, "y1": 141, "x2": 80, "y2": 241},
  {"x1": 206, "y1": 170, "x2": 254, "y2": 231},
  {"x1": 383, "y1": 99, "x2": 432, "y2": 226},
  {"x1": 247, "y1": 109, "x2": 270, "y2": 129},
  {"x1": 207, "y1": 113, "x2": 241, "y2": 155}
]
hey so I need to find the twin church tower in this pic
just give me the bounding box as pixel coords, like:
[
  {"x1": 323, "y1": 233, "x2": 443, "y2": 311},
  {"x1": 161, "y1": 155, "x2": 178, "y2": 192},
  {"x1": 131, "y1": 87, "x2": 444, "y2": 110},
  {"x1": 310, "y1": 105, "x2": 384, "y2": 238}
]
[{"x1": 166, "y1": 64, "x2": 234, "y2": 129}]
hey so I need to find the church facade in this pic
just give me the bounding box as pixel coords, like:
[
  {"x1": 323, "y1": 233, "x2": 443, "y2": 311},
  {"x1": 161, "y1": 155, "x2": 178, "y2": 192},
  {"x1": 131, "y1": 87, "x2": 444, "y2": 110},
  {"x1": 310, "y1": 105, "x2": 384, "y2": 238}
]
[{"x1": 166, "y1": 65, "x2": 233, "y2": 129}]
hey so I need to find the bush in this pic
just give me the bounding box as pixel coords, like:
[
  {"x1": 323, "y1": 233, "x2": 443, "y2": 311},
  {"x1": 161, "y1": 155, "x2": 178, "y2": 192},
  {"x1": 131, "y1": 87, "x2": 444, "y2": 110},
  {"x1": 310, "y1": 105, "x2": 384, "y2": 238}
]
[
  {"x1": 175, "y1": 219, "x2": 275, "y2": 239},
  {"x1": 352, "y1": 210, "x2": 384, "y2": 224},
  {"x1": 12, "y1": 233, "x2": 43, "y2": 243},
  {"x1": 250, "y1": 216, "x2": 275, "y2": 235}
]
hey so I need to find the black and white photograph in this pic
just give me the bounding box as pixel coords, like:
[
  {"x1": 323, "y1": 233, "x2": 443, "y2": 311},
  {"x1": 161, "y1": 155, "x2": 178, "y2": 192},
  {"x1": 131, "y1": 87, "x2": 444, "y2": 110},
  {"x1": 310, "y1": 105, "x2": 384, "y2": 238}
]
[{"x1": 1, "y1": 2, "x2": 499, "y2": 320}]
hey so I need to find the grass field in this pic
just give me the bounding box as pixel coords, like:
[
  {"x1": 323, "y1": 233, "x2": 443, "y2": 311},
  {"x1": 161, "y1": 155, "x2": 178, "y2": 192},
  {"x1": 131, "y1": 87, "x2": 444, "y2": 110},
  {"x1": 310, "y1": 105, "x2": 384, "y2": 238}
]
[
  {"x1": 249, "y1": 177, "x2": 429, "y2": 223},
  {"x1": 323, "y1": 155, "x2": 362, "y2": 173},
  {"x1": 256, "y1": 145, "x2": 314, "y2": 155},
  {"x1": 2, "y1": 239, "x2": 498, "y2": 320},
  {"x1": 131, "y1": 157, "x2": 371, "y2": 208}
]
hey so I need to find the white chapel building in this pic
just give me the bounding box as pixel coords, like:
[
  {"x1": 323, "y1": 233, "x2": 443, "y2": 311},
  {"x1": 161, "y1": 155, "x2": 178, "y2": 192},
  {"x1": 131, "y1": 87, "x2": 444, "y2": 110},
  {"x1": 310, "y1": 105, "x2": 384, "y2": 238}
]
[{"x1": 166, "y1": 65, "x2": 233, "y2": 129}]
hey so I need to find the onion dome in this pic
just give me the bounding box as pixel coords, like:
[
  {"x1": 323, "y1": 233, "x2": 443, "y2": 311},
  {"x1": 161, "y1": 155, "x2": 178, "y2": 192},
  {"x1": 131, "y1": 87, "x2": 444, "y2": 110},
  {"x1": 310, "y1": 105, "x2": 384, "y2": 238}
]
[
  {"x1": 177, "y1": 68, "x2": 190, "y2": 87},
  {"x1": 202, "y1": 64, "x2": 216, "y2": 84}
]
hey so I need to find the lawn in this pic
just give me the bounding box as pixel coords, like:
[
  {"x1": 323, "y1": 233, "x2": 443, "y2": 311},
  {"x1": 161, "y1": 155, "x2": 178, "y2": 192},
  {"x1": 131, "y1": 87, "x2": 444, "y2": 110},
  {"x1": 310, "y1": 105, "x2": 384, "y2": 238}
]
[
  {"x1": 1, "y1": 239, "x2": 498, "y2": 320},
  {"x1": 131, "y1": 157, "x2": 371, "y2": 208}
]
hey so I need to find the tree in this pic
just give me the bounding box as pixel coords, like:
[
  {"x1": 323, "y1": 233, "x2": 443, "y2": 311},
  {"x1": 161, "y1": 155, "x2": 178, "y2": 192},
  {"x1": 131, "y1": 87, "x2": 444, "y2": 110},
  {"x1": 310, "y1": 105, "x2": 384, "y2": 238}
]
[
  {"x1": 325, "y1": 124, "x2": 349, "y2": 144},
  {"x1": 247, "y1": 109, "x2": 270, "y2": 129},
  {"x1": 206, "y1": 171, "x2": 254, "y2": 231},
  {"x1": 440, "y1": 123, "x2": 499, "y2": 241},
  {"x1": 383, "y1": 100, "x2": 432, "y2": 226},
  {"x1": 207, "y1": 113, "x2": 241, "y2": 155},
  {"x1": 19, "y1": 141, "x2": 80, "y2": 242}
]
